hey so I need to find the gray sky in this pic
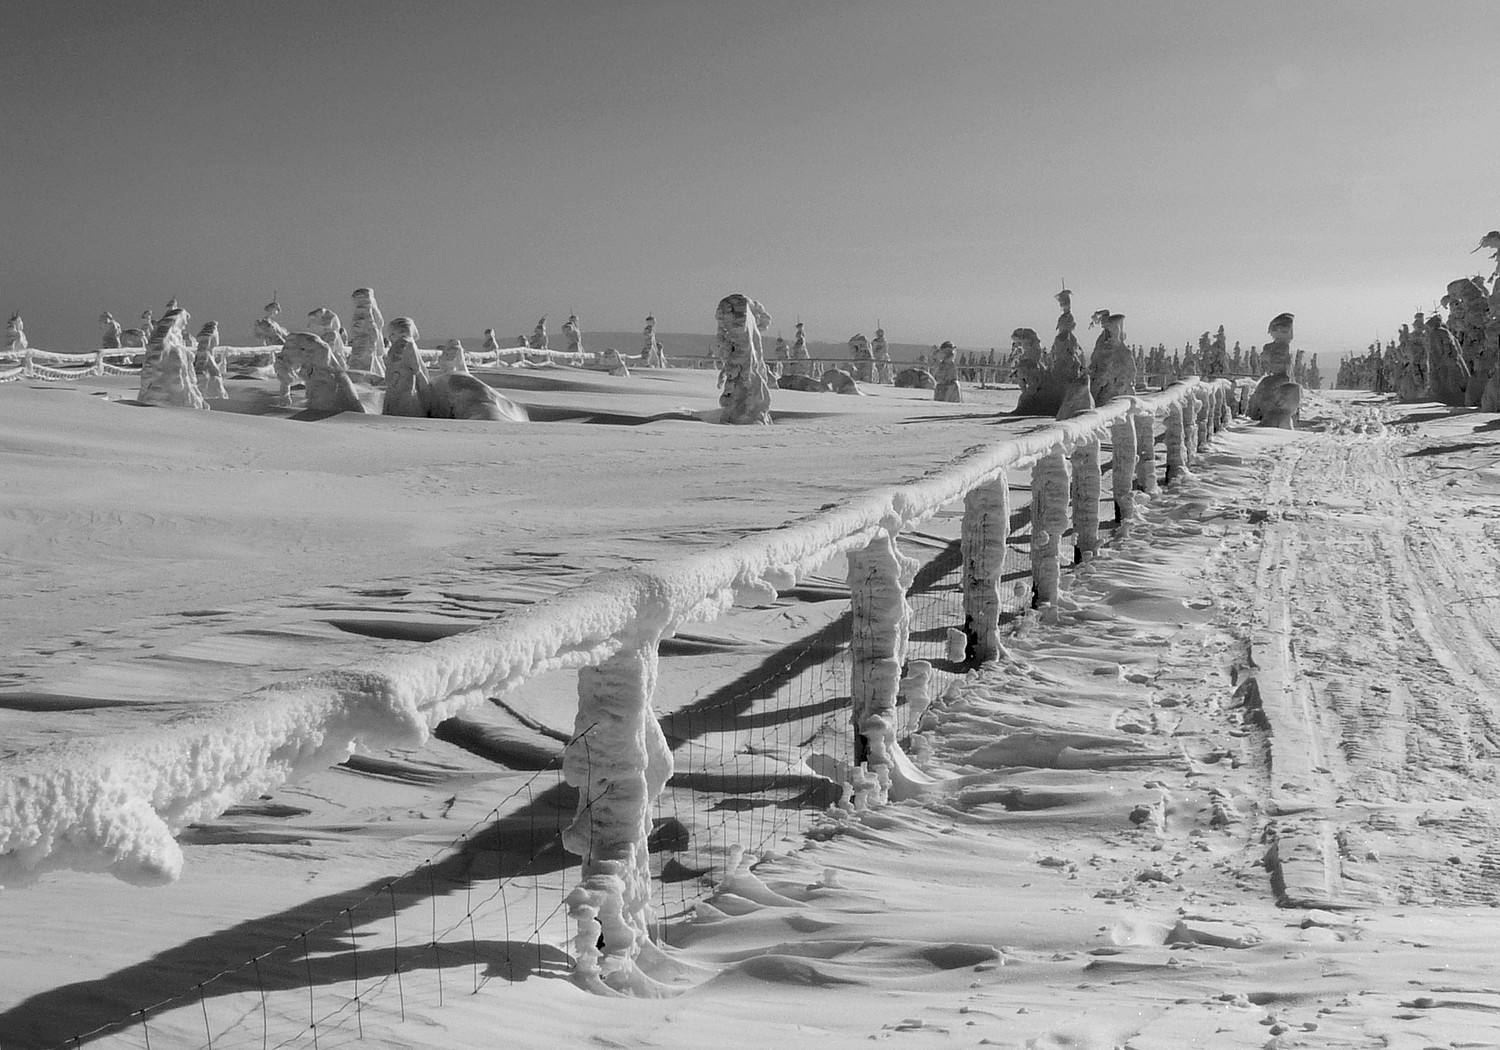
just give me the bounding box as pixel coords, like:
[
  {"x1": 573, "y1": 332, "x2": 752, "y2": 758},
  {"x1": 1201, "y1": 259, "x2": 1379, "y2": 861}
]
[{"x1": 4, "y1": 0, "x2": 1495, "y2": 355}]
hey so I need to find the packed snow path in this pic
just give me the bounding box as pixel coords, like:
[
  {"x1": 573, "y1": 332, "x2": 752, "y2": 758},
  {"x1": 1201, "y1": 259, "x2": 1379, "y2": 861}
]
[{"x1": 1213, "y1": 401, "x2": 1500, "y2": 911}]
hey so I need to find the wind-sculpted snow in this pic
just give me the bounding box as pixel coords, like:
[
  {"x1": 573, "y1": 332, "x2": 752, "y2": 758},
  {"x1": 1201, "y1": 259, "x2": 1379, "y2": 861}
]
[{"x1": 0, "y1": 380, "x2": 1229, "y2": 887}]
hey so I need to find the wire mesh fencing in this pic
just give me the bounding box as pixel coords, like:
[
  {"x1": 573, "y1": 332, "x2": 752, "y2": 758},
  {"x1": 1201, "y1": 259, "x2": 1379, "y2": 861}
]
[{"x1": 32, "y1": 729, "x2": 603, "y2": 1050}]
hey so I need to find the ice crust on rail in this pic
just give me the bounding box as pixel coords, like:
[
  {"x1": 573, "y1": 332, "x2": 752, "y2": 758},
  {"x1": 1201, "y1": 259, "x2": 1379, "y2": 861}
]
[{"x1": 0, "y1": 381, "x2": 1229, "y2": 886}]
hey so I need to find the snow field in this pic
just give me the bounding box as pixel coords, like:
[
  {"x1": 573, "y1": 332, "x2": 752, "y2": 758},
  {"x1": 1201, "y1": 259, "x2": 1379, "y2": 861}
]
[{"x1": 0, "y1": 378, "x2": 1233, "y2": 1014}]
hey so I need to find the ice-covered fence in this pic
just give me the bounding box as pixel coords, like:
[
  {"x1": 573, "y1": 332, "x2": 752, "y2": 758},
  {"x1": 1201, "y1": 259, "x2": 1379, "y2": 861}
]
[
  {"x1": 0, "y1": 378, "x2": 1232, "y2": 990},
  {"x1": 0, "y1": 346, "x2": 111, "y2": 381},
  {"x1": 0, "y1": 345, "x2": 598, "y2": 368},
  {"x1": 0, "y1": 345, "x2": 606, "y2": 388}
]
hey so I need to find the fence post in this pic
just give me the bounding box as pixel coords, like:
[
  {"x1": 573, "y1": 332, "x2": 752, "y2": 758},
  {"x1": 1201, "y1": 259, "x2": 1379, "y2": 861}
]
[
  {"x1": 961, "y1": 477, "x2": 1010, "y2": 664},
  {"x1": 562, "y1": 638, "x2": 672, "y2": 990},
  {"x1": 1069, "y1": 436, "x2": 1101, "y2": 562},
  {"x1": 1164, "y1": 402, "x2": 1187, "y2": 486},
  {"x1": 1110, "y1": 414, "x2": 1137, "y2": 521},
  {"x1": 1194, "y1": 388, "x2": 1212, "y2": 451},
  {"x1": 1180, "y1": 391, "x2": 1198, "y2": 467},
  {"x1": 1030, "y1": 446, "x2": 1072, "y2": 606},
  {"x1": 1132, "y1": 406, "x2": 1159, "y2": 495},
  {"x1": 847, "y1": 528, "x2": 916, "y2": 805}
]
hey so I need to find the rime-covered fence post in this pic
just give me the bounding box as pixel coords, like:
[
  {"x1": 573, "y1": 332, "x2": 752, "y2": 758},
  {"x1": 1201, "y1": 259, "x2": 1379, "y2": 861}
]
[
  {"x1": 1110, "y1": 414, "x2": 1137, "y2": 521},
  {"x1": 847, "y1": 528, "x2": 916, "y2": 804},
  {"x1": 1194, "y1": 387, "x2": 1212, "y2": 451},
  {"x1": 1132, "y1": 405, "x2": 1159, "y2": 495},
  {"x1": 1030, "y1": 446, "x2": 1072, "y2": 606},
  {"x1": 961, "y1": 477, "x2": 1010, "y2": 663},
  {"x1": 1069, "y1": 436, "x2": 1101, "y2": 562},
  {"x1": 1179, "y1": 391, "x2": 1199, "y2": 468},
  {"x1": 1164, "y1": 402, "x2": 1187, "y2": 486},
  {"x1": 563, "y1": 638, "x2": 672, "y2": 989}
]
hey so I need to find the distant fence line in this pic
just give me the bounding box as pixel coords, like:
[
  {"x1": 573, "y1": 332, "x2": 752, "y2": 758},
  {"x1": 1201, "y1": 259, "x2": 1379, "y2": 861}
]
[
  {"x1": 0, "y1": 377, "x2": 1235, "y2": 1045},
  {"x1": 0, "y1": 345, "x2": 598, "y2": 384}
]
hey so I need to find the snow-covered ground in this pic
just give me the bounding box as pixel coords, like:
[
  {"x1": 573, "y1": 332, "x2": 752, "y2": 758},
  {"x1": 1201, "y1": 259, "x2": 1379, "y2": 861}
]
[{"x1": 5, "y1": 370, "x2": 1500, "y2": 1049}]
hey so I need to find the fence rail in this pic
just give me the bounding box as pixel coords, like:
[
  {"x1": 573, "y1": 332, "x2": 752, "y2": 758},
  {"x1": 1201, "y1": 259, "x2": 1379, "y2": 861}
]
[
  {"x1": 0, "y1": 377, "x2": 1234, "y2": 1042},
  {"x1": 0, "y1": 343, "x2": 599, "y2": 375}
]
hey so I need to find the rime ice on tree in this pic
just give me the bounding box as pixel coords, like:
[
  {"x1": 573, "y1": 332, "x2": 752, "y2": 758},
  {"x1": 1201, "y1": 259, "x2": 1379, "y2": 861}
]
[
  {"x1": 5, "y1": 312, "x2": 25, "y2": 353},
  {"x1": 786, "y1": 320, "x2": 812, "y2": 377},
  {"x1": 99, "y1": 312, "x2": 122, "y2": 349},
  {"x1": 138, "y1": 309, "x2": 209, "y2": 410},
  {"x1": 281, "y1": 332, "x2": 365, "y2": 414},
  {"x1": 1012, "y1": 327, "x2": 1047, "y2": 410},
  {"x1": 378, "y1": 321, "x2": 527, "y2": 421},
  {"x1": 1051, "y1": 293, "x2": 1091, "y2": 402},
  {"x1": 1473, "y1": 230, "x2": 1500, "y2": 282},
  {"x1": 872, "y1": 325, "x2": 893, "y2": 383},
  {"x1": 894, "y1": 365, "x2": 935, "y2": 389},
  {"x1": 1424, "y1": 311, "x2": 1470, "y2": 406},
  {"x1": 347, "y1": 288, "x2": 386, "y2": 376},
  {"x1": 382, "y1": 334, "x2": 429, "y2": 418},
  {"x1": 1016, "y1": 289, "x2": 1087, "y2": 415},
  {"x1": 388, "y1": 315, "x2": 418, "y2": 343},
  {"x1": 563, "y1": 314, "x2": 583, "y2": 356},
  {"x1": 1053, "y1": 307, "x2": 1095, "y2": 419},
  {"x1": 1089, "y1": 312, "x2": 1136, "y2": 404},
  {"x1": 822, "y1": 367, "x2": 861, "y2": 395},
  {"x1": 1055, "y1": 367, "x2": 1094, "y2": 419},
  {"x1": 641, "y1": 314, "x2": 665, "y2": 368},
  {"x1": 932, "y1": 342, "x2": 962, "y2": 402},
  {"x1": 715, "y1": 293, "x2": 774, "y2": 425},
  {"x1": 1442, "y1": 277, "x2": 1491, "y2": 406},
  {"x1": 193, "y1": 321, "x2": 229, "y2": 399},
  {"x1": 250, "y1": 296, "x2": 285, "y2": 348},
  {"x1": 848, "y1": 333, "x2": 874, "y2": 382},
  {"x1": 603, "y1": 348, "x2": 631, "y2": 378},
  {"x1": 438, "y1": 339, "x2": 470, "y2": 375},
  {"x1": 433, "y1": 361, "x2": 528, "y2": 421},
  {"x1": 253, "y1": 296, "x2": 288, "y2": 347},
  {"x1": 306, "y1": 307, "x2": 350, "y2": 368},
  {"x1": 1247, "y1": 312, "x2": 1302, "y2": 427},
  {"x1": 1305, "y1": 355, "x2": 1322, "y2": 390},
  {"x1": 771, "y1": 334, "x2": 789, "y2": 377}
]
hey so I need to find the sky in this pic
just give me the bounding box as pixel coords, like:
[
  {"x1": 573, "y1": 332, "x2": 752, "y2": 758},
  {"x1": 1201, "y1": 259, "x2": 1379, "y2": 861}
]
[{"x1": 4, "y1": 0, "x2": 1497, "y2": 358}]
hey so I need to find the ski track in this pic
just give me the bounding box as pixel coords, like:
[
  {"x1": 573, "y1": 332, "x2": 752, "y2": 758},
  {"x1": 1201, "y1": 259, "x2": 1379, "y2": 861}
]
[{"x1": 1223, "y1": 408, "x2": 1500, "y2": 909}]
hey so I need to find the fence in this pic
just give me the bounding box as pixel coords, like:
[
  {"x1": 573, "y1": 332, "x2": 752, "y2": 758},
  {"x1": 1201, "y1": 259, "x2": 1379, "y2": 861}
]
[
  {"x1": 0, "y1": 378, "x2": 1234, "y2": 1045},
  {"x1": 0, "y1": 344, "x2": 600, "y2": 385}
]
